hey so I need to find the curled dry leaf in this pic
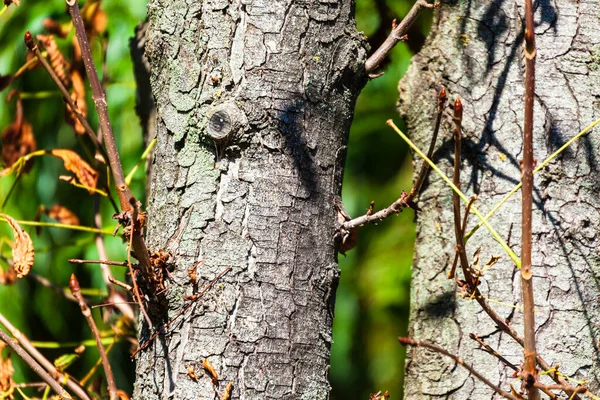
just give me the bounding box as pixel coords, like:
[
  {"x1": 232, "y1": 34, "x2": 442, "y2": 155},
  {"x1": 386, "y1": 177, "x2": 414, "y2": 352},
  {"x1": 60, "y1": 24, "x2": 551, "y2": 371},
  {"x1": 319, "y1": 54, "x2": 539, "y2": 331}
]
[
  {"x1": 50, "y1": 149, "x2": 98, "y2": 193},
  {"x1": 65, "y1": 69, "x2": 87, "y2": 135},
  {"x1": 221, "y1": 382, "x2": 234, "y2": 400},
  {"x1": 36, "y1": 35, "x2": 70, "y2": 88},
  {"x1": 187, "y1": 366, "x2": 199, "y2": 381},
  {"x1": 202, "y1": 358, "x2": 219, "y2": 385},
  {"x1": 45, "y1": 204, "x2": 80, "y2": 226},
  {"x1": 1, "y1": 214, "x2": 34, "y2": 278},
  {"x1": 0, "y1": 342, "x2": 15, "y2": 394},
  {"x1": 1, "y1": 96, "x2": 37, "y2": 173},
  {"x1": 369, "y1": 391, "x2": 390, "y2": 400}
]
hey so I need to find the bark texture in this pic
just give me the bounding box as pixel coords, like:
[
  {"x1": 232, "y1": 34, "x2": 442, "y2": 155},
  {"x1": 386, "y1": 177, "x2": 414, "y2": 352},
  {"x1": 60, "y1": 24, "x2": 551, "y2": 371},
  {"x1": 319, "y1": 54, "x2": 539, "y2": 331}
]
[
  {"x1": 133, "y1": 0, "x2": 367, "y2": 399},
  {"x1": 399, "y1": 1, "x2": 600, "y2": 398}
]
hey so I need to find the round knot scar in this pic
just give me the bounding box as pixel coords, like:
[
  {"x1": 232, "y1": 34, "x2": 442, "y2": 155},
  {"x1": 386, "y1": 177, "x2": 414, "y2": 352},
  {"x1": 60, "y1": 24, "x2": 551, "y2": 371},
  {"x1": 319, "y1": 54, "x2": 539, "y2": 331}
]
[
  {"x1": 206, "y1": 101, "x2": 247, "y2": 141},
  {"x1": 208, "y1": 110, "x2": 231, "y2": 139}
]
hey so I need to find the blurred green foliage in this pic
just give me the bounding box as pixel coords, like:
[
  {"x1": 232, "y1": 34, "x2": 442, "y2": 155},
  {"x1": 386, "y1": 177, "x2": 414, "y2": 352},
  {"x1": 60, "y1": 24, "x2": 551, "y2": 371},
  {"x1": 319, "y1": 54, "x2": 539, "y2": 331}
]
[
  {"x1": 332, "y1": 1, "x2": 432, "y2": 398},
  {"x1": 0, "y1": 0, "x2": 430, "y2": 398}
]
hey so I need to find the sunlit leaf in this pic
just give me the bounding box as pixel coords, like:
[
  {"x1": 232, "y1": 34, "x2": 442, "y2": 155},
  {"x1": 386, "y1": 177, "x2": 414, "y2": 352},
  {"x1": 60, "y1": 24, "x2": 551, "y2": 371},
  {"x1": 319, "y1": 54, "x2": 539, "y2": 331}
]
[
  {"x1": 45, "y1": 204, "x2": 80, "y2": 226},
  {"x1": 202, "y1": 358, "x2": 218, "y2": 385},
  {"x1": 1, "y1": 214, "x2": 34, "y2": 278},
  {"x1": 50, "y1": 149, "x2": 98, "y2": 193},
  {"x1": 0, "y1": 342, "x2": 15, "y2": 393},
  {"x1": 37, "y1": 34, "x2": 70, "y2": 88}
]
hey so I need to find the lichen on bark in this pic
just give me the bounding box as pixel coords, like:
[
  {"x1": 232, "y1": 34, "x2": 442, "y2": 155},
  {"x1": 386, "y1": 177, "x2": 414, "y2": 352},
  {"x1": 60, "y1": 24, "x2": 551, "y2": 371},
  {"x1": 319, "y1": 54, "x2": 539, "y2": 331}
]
[{"x1": 133, "y1": 0, "x2": 367, "y2": 398}]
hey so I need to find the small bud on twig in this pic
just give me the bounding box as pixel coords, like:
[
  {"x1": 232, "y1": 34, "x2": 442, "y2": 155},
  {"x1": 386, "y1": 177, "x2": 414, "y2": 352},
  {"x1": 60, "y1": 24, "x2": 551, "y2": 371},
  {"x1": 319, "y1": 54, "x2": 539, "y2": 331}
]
[
  {"x1": 24, "y1": 31, "x2": 36, "y2": 51},
  {"x1": 454, "y1": 97, "x2": 463, "y2": 121}
]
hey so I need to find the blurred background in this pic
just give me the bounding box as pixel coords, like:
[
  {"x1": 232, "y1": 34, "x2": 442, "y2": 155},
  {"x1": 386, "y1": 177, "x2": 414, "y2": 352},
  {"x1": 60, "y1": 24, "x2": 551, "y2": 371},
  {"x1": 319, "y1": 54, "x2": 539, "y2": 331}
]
[{"x1": 0, "y1": 0, "x2": 431, "y2": 398}]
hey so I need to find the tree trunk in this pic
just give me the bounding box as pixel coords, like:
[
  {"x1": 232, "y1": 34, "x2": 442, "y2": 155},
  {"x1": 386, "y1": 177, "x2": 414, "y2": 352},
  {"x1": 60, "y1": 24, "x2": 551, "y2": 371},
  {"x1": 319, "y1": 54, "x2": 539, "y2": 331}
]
[
  {"x1": 399, "y1": 1, "x2": 600, "y2": 398},
  {"x1": 133, "y1": 1, "x2": 367, "y2": 398}
]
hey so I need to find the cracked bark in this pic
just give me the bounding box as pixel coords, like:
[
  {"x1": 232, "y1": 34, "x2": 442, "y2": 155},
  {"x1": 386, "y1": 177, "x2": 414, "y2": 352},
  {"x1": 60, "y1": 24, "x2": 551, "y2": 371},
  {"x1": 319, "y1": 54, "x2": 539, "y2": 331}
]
[
  {"x1": 399, "y1": 0, "x2": 600, "y2": 398},
  {"x1": 133, "y1": 0, "x2": 366, "y2": 399}
]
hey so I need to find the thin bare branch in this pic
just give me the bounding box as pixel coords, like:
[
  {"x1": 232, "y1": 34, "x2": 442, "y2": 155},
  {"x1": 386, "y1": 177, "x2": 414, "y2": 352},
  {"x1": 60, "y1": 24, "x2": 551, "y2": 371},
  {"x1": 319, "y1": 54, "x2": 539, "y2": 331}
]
[
  {"x1": 132, "y1": 266, "x2": 232, "y2": 358},
  {"x1": 342, "y1": 88, "x2": 446, "y2": 231},
  {"x1": 398, "y1": 337, "x2": 519, "y2": 400},
  {"x1": 0, "y1": 312, "x2": 90, "y2": 400},
  {"x1": 520, "y1": 0, "x2": 538, "y2": 397},
  {"x1": 23, "y1": 31, "x2": 107, "y2": 163},
  {"x1": 451, "y1": 97, "x2": 475, "y2": 286},
  {"x1": 93, "y1": 195, "x2": 135, "y2": 322},
  {"x1": 64, "y1": 0, "x2": 153, "y2": 281},
  {"x1": 533, "y1": 382, "x2": 588, "y2": 399},
  {"x1": 407, "y1": 87, "x2": 447, "y2": 203},
  {"x1": 469, "y1": 333, "x2": 518, "y2": 371},
  {"x1": 0, "y1": 328, "x2": 72, "y2": 399},
  {"x1": 69, "y1": 258, "x2": 128, "y2": 266},
  {"x1": 69, "y1": 274, "x2": 118, "y2": 400},
  {"x1": 448, "y1": 195, "x2": 476, "y2": 279},
  {"x1": 108, "y1": 275, "x2": 134, "y2": 292},
  {"x1": 365, "y1": 0, "x2": 439, "y2": 74}
]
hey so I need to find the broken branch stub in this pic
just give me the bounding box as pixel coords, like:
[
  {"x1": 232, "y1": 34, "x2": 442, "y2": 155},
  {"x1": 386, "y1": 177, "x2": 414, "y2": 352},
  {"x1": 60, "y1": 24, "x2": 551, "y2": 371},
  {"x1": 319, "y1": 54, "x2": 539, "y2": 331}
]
[{"x1": 206, "y1": 101, "x2": 247, "y2": 141}]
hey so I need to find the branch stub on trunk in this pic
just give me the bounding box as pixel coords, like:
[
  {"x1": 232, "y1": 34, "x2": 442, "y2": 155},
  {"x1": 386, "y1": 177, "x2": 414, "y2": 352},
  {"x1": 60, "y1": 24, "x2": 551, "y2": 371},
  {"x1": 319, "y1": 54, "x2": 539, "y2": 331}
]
[{"x1": 206, "y1": 101, "x2": 246, "y2": 142}]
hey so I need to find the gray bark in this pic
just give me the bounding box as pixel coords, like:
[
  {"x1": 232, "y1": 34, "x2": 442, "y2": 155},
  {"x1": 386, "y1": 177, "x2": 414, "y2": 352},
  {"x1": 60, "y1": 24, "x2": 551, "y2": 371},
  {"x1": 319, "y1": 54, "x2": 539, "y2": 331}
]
[
  {"x1": 133, "y1": 0, "x2": 366, "y2": 399},
  {"x1": 399, "y1": 0, "x2": 600, "y2": 398}
]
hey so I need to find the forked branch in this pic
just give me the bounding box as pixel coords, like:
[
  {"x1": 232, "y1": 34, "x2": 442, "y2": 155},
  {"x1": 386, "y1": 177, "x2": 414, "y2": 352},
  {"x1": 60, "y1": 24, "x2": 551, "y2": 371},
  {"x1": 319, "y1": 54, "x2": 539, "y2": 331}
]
[
  {"x1": 399, "y1": 337, "x2": 519, "y2": 400},
  {"x1": 0, "y1": 329, "x2": 72, "y2": 399},
  {"x1": 365, "y1": 0, "x2": 440, "y2": 74}
]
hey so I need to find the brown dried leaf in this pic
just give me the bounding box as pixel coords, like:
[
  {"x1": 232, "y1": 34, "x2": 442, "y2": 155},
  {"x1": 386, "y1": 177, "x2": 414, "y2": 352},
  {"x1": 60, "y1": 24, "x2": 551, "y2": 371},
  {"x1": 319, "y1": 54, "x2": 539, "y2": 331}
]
[
  {"x1": 50, "y1": 149, "x2": 98, "y2": 193},
  {"x1": 0, "y1": 266, "x2": 18, "y2": 285},
  {"x1": 81, "y1": 0, "x2": 107, "y2": 35},
  {"x1": 65, "y1": 69, "x2": 87, "y2": 135},
  {"x1": 0, "y1": 343, "x2": 14, "y2": 393},
  {"x1": 472, "y1": 248, "x2": 481, "y2": 270},
  {"x1": 3, "y1": 0, "x2": 20, "y2": 6},
  {"x1": 1, "y1": 214, "x2": 34, "y2": 278},
  {"x1": 74, "y1": 345, "x2": 86, "y2": 355},
  {"x1": 42, "y1": 18, "x2": 71, "y2": 38},
  {"x1": 187, "y1": 366, "x2": 198, "y2": 381},
  {"x1": 202, "y1": 358, "x2": 218, "y2": 385},
  {"x1": 45, "y1": 204, "x2": 80, "y2": 226},
  {"x1": 92, "y1": 8, "x2": 107, "y2": 35},
  {"x1": 1, "y1": 97, "x2": 37, "y2": 173},
  {"x1": 221, "y1": 382, "x2": 234, "y2": 400},
  {"x1": 483, "y1": 255, "x2": 501, "y2": 272},
  {"x1": 36, "y1": 35, "x2": 70, "y2": 88}
]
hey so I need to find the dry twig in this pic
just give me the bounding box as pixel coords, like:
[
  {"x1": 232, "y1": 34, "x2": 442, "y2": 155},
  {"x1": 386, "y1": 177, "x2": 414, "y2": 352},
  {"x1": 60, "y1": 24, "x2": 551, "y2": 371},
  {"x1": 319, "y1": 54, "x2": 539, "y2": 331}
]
[
  {"x1": 69, "y1": 274, "x2": 118, "y2": 400},
  {"x1": 342, "y1": 88, "x2": 446, "y2": 231},
  {"x1": 0, "y1": 312, "x2": 89, "y2": 400},
  {"x1": 398, "y1": 337, "x2": 519, "y2": 400},
  {"x1": 365, "y1": 0, "x2": 440, "y2": 74},
  {"x1": 0, "y1": 329, "x2": 72, "y2": 399},
  {"x1": 520, "y1": 0, "x2": 539, "y2": 397}
]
